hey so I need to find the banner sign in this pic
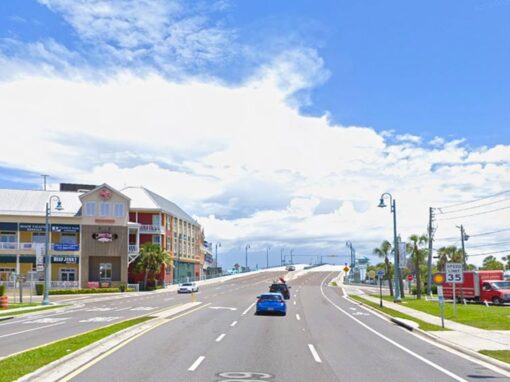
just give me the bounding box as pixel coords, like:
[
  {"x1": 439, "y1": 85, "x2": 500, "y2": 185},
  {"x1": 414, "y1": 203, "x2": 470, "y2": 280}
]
[
  {"x1": 35, "y1": 243, "x2": 45, "y2": 271},
  {"x1": 19, "y1": 223, "x2": 46, "y2": 232},
  {"x1": 51, "y1": 255, "x2": 79, "y2": 264},
  {"x1": 51, "y1": 224, "x2": 80, "y2": 233},
  {"x1": 399, "y1": 242, "x2": 407, "y2": 269},
  {"x1": 53, "y1": 243, "x2": 80, "y2": 251}
]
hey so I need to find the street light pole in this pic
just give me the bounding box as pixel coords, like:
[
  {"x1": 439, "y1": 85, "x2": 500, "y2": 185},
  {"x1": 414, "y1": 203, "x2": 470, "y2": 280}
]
[
  {"x1": 266, "y1": 246, "x2": 271, "y2": 269},
  {"x1": 245, "y1": 244, "x2": 250, "y2": 270},
  {"x1": 290, "y1": 249, "x2": 293, "y2": 264},
  {"x1": 280, "y1": 248, "x2": 284, "y2": 266},
  {"x1": 215, "y1": 242, "x2": 221, "y2": 269},
  {"x1": 378, "y1": 193, "x2": 401, "y2": 303},
  {"x1": 42, "y1": 195, "x2": 63, "y2": 306}
]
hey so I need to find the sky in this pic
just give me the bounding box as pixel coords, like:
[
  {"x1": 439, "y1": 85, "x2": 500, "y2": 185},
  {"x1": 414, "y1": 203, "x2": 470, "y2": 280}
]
[{"x1": 0, "y1": 0, "x2": 509, "y2": 269}]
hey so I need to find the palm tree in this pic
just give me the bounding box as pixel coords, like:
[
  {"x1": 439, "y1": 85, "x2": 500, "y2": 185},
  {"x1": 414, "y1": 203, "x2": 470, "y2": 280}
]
[
  {"x1": 406, "y1": 234, "x2": 428, "y2": 299},
  {"x1": 134, "y1": 243, "x2": 172, "y2": 289},
  {"x1": 481, "y1": 255, "x2": 504, "y2": 270},
  {"x1": 436, "y1": 245, "x2": 463, "y2": 272},
  {"x1": 373, "y1": 240, "x2": 393, "y2": 297},
  {"x1": 502, "y1": 255, "x2": 510, "y2": 270}
]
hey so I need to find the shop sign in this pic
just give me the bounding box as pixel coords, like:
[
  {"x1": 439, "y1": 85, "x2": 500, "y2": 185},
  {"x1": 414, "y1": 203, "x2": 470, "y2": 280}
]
[
  {"x1": 88, "y1": 281, "x2": 100, "y2": 289},
  {"x1": 92, "y1": 232, "x2": 118, "y2": 243},
  {"x1": 51, "y1": 255, "x2": 79, "y2": 264},
  {"x1": 51, "y1": 224, "x2": 80, "y2": 233},
  {"x1": 53, "y1": 243, "x2": 80, "y2": 252},
  {"x1": 19, "y1": 223, "x2": 46, "y2": 232},
  {"x1": 99, "y1": 188, "x2": 113, "y2": 201},
  {"x1": 0, "y1": 222, "x2": 18, "y2": 231}
]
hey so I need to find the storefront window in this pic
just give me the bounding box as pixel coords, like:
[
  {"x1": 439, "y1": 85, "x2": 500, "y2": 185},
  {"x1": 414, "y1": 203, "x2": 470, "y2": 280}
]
[{"x1": 99, "y1": 263, "x2": 112, "y2": 281}]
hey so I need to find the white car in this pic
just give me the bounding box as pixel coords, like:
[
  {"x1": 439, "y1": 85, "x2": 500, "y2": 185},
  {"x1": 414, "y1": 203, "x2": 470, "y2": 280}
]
[{"x1": 178, "y1": 282, "x2": 199, "y2": 293}]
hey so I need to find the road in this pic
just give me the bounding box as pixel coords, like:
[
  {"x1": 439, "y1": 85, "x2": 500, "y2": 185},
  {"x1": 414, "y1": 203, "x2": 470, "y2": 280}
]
[
  {"x1": 0, "y1": 272, "x2": 281, "y2": 358},
  {"x1": 28, "y1": 270, "x2": 507, "y2": 382}
]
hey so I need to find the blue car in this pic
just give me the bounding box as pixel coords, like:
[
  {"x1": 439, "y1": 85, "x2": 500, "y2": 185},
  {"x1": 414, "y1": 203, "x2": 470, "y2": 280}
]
[{"x1": 255, "y1": 292, "x2": 287, "y2": 316}]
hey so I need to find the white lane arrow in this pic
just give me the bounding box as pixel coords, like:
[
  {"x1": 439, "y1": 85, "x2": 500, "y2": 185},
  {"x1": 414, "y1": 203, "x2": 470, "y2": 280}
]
[{"x1": 209, "y1": 306, "x2": 237, "y2": 311}]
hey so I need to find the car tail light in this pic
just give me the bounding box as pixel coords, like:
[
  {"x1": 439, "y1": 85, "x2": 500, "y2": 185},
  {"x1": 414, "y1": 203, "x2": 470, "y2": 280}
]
[{"x1": 257, "y1": 299, "x2": 262, "y2": 303}]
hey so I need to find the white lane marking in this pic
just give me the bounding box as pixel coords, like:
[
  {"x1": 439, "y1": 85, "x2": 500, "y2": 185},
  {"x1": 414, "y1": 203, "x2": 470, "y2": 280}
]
[
  {"x1": 308, "y1": 344, "x2": 322, "y2": 363},
  {"x1": 242, "y1": 302, "x2": 256, "y2": 315},
  {"x1": 188, "y1": 356, "x2": 205, "y2": 371},
  {"x1": 296, "y1": 314, "x2": 301, "y2": 321},
  {"x1": 340, "y1": 287, "x2": 346, "y2": 296},
  {"x1": 230, "y1": 321, "x2": 238, "y2": 327},
  {"x1": 23, "y1": 317, "x2": 68, "y2": 324},
  {"x1": 130, "y1": 307, "x2": 155, "y2": 311},
  {"x1": 79, "y1": 316, "x2": 121, "y2": 323},
  {"x1": 114, "y1": 307, "x2": 133, "y2": 312},
  {"x1": 216, "y1": 333, "x2": 226, "y2": 342},
  {"x1": 0, "y1": 322, "x2": 64, "y2": 338},
  {"x1": 319, "y1": 274, "x2": 469, "y2": 382},
  {"x1": 163, "y1": 298, "x2": 174, "y2": 301},
  {"x1": 209, "y1": 306, "x2": 237, "y2": 311}
]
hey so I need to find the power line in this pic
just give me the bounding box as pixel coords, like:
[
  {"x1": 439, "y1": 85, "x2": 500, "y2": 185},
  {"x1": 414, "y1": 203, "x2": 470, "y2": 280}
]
[
  {"x1": 466, "y1": 241, "x2": 510, "y2": 249},
  {"x1": 436, "y1": 196, "x2": 510, "y2": 215},
  {"x1": 470, "y1": 228, "x2": 510, "y2": 237},
  {"x1": 436, "y1": 205, "x2": 510, "y2": 221},
  {"x1": 436, "y1": 190, "x2": 510, "y2": 211},
  {"x1": 467, "y1": 249, "x2": 510, "y2": 257}
]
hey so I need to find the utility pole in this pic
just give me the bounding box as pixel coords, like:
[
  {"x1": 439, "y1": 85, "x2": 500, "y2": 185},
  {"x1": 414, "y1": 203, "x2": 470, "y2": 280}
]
[
  {"x1": 426, "y1": 207, "x2": 435, "y2": 296},
  {"x1": 280, "y1": 248, "x2": 284, "y2": 266},
  {"x1": 290, "y1": 249, "x2": 294, "y2": 264},
  {"x1": 266, "y1": 246, "x2": 271, "y2": 269},
  {"x1": 41, "y1": 174, "x2": 49, "y2": 191},
  {"x1": 459, "y1": 225, "x2": 469, "y2": 270}
]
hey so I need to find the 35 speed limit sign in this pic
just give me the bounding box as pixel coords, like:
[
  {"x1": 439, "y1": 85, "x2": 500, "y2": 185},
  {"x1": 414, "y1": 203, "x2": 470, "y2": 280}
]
[{"x1": 445, "y1": 263, "x2": 464, "y2": 283}]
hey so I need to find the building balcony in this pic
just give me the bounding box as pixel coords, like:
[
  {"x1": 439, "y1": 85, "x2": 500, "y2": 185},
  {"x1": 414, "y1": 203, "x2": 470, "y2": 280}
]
[
  {"x1": 138, "y1": 224, "x2": 165, "y2": 234},
  {"x1": 0, "y1": 242, "x2": 80, "y2": 251},
  {"x1": 128, "y1": 245, "x2": 139, "y2": 254}
]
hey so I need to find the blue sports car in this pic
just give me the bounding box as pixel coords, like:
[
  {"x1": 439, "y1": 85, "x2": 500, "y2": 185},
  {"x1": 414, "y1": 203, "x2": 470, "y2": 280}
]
[{"x1": 255, "y1": 292, "x2": 287, "y2": 316}]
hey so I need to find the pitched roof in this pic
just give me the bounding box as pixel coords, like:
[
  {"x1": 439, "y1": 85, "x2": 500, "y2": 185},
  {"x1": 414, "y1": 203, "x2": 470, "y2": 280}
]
[
  {"x1": 121, "y1": 187, "x2": 198, "y2": 225},
  {"x1": 0, "y1": 189, "x2": 82, "y2": 217}
]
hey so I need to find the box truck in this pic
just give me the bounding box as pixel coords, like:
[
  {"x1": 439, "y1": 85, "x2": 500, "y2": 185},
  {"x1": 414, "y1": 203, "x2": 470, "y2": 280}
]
[{"x1": 442, "y1": 270, "x2": 510, "y2": 305}]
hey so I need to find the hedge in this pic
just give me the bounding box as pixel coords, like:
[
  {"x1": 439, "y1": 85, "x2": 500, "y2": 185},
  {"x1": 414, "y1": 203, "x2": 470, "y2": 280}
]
[{"x1": 48, "y1": 288, "x2": 134, "y2": 295}]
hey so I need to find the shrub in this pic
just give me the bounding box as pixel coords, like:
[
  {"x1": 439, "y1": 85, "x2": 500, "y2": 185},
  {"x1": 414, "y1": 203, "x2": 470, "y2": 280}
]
[
  {"x1": 48, "y1": 288, "x2": 134, "y2": 295},
  {"x1": 35, "y1": 284, "x2": 44, "y2": 296},
  {"x1": 119, "y1": 283, "x2": 127, "y2": 292},
  {"x1": 0, "y1": 284, "x2": 5, "y2": 296}
]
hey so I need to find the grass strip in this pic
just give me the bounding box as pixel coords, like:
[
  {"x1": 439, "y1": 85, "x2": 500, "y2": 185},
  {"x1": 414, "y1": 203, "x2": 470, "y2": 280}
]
[
  {"x1": 372, "y1": 294, "x2": 510, "y2": 330},
  {"x1": 0, "y1": 305, "x2": 64, "y2": 317},
  {"x1": 3, "y1": 303, "x2": 39, "y2": 309},
  {"x1": 0, "y1": 316, "x2": 153, "y2": 382},
  {"x1": 349, "y1": 295, "x2": 447, "y2": 331},
  {"x1": 479, "y1": 350, "x2": 510, "y2": 364}
]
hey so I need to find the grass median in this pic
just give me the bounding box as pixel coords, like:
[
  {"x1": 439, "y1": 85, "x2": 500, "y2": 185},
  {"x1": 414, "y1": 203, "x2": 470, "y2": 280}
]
[
  {"x1": 0, "y1": 316, "x2": 153, "y2": 382},
  {"x1": 349, "y1": 295, "x2": 446, "y2": 331},
  {"x1": 479, "y1": 350, "x2": 510, "y2": 364},
  {"x1": 0, "y1": 305, "x2": 65, "y2": 318},
  {"x1": 375, "y1": 295, "x2": 510, "y2": 330}
]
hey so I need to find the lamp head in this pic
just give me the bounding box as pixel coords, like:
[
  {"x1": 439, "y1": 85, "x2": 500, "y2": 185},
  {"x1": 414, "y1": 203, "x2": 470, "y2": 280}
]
[
  {"x1": 377, "y1": 197, "x2": 386, "y2": 208},
  {"x1": 55, "y1": 201, "x2": 64, "y2": 211}
]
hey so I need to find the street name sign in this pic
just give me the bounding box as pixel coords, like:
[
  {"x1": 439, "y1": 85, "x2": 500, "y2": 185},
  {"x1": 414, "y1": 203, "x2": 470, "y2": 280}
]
[{"x1": 445, "y1": 263, "x2": 464, "y2": 283}]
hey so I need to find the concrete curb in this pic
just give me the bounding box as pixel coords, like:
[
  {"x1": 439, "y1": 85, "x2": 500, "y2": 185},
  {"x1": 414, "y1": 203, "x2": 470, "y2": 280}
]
[
  {"x1": 0, "y1": 315, "x2": 14, "y2": 321},
  {"x1": 347, "y1": 295, "x2": 510, "y2": 373},
  {"x1": 16, "y1": 302, "x2": 203, "y2": 382}
]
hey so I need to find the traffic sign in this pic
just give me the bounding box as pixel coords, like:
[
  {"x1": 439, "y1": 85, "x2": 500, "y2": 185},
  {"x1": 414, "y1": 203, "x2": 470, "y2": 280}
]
[
  {"x1": 445, "y1": 263, "x2": 464, "y2": 283},
  {"x1": 368, "y1": 270, "x2": 376, "y2": 279},
  {"x1": 432, "y1": 273, "x2": 445, "y2": 284},
  {"x1": 343, "y1": 266, "x2": 350, "y2": 273},
  {"x1": 376, "y1": 269, "x2": 385, "y2": 277},
  {"x1": 407, "y1": 274, "x2": 413, "y2": 281}
]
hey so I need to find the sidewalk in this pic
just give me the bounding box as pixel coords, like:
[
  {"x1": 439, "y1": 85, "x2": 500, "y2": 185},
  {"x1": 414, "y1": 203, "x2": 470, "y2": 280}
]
[{"x1": 356, "y1": 293, "x2": 510, "y2": 352}]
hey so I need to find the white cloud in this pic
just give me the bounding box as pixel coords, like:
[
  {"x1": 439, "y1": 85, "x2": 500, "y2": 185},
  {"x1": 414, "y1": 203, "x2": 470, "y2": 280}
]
[
  {"x1": 0, "y1": 70, "x2": 509, "y2": 266},
  {"x1": 395, "y1": 133, "x2": 422, "y2": 144}
]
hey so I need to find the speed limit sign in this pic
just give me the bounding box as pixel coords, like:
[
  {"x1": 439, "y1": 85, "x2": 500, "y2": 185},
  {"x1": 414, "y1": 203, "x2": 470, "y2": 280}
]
[{"x1": 445, "y1": 263, "x2": 463, "y2": 283}]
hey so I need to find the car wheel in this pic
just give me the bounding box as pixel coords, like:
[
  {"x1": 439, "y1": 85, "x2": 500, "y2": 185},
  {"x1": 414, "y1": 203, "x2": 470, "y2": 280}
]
[{"x1": 492, "y1": 297, "x2": 502, "y2": 305}]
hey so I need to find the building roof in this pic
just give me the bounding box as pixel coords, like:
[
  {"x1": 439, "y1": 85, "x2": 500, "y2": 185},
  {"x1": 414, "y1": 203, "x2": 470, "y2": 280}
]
[
  {"x1": 0, "y1": 189, "x2": 83, "y2": 217},
  {"x1": 121, "y1": 186, "x2": 198, "y2": 226}
]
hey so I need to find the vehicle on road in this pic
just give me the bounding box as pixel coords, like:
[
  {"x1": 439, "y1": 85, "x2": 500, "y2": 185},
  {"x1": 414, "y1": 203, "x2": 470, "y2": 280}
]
[
  {"x1": 177, "y1": 282, "x2": 199, "y2": 293},
  {"x1": 442, "y1": 270, "x2": 510, "y2": 305},
  {"x1": 286, "y1": 265, "x2": 296, "y2": 271},
  {"x1": 269, "y1": 282, "x2": 291, "y2": 299},
  {"x1": 255, "y1": 292, "x2": 287, "y2": 316}
]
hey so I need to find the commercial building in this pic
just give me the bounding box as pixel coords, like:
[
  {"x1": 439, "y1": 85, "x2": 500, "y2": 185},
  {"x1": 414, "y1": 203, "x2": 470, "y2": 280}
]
[{"x1": 0, "y1": 183, "x2": 204, "y2": 288}]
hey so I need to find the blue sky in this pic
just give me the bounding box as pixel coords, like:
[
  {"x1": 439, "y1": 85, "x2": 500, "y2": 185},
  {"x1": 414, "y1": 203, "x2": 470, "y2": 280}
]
[
  {"x1": 0, "y1": 1, "x2": 509, "y2": 267},
  {"x1": 2, "y1": 0, "x2": 509, "y2": 146}
]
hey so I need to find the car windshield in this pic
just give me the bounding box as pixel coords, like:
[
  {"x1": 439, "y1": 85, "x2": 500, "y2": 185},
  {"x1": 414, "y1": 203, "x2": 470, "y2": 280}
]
[
  {"x1": 491, "y1": 281, "x2": 510, "y2": 290},
  {"x1": 182, "y1": 283, "x2": 193, "y2": 286}
]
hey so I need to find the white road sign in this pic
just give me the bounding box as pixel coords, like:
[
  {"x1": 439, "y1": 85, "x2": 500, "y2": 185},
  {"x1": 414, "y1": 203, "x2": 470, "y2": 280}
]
[
  {"x1": 35, "y1": 243, "x2": 45, "y2": 271},
  {"x1": 398, "y1": 242, "x2": 407, "y2": 269},
  {"x1": 445, "y1": 263, "x2": 464, "y2": 283}
]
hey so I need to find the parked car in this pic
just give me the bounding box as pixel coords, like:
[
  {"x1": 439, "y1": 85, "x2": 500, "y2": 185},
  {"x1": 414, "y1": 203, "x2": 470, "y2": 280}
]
[
  {"x1": 177, "y1": 282, "x2": 199, "y2": 293},
  {"x1": 255, "y1": 293, "x2": 287, "y2": 316},
  {"x1": 269, "y1": 283, "x2": 291, "y2": 299},
  {"x1": 442, "y1": 270, "x2": 510, "y2": 305},
  {"x1": 286, "y1": 265, "x2": 296, "y2": 271}
]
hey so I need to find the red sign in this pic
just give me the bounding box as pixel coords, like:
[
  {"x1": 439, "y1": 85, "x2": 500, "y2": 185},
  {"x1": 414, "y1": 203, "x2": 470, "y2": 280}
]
[
  {"x1": 87, "y1": 281, "x2": 99, "y2": 289},
  {"x1": 99, "y1": 188, "x2": 112, "y2": 201},
  {"x1": 407, "y1": 274, "x2": 413, "y2": 281},
  {"x1": 92, "y1": 232, "x2": 118, "y2": 243}
]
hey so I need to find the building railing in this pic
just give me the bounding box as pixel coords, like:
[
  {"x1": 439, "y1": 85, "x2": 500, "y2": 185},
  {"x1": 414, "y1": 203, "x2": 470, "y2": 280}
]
[
  {"x1": 0, "y1": 242, "x2": 80, "y2": 251},
  {"x1": 139, "y1": 224, "x2": 164, "y2": 233},
  {"x1": 128, "y1": 245, "x2": 139, "y2": 253}
]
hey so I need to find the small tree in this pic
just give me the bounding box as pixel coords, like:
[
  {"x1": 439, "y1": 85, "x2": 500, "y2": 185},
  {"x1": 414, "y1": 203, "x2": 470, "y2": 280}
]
[
  {"x1": 406, "y1": 234, "x2": 428, "y2": 299},
  {"x1": 480, "y1": 255, "x2": 504, "y2": 271},
  {"x1": 134, "y1": 243, "x2": 172, "y2": 289},
  {"x1": 373, "y1": 240, "x2": 394, "y2": 297},
  {"x1": 436, "y1": 245, "x2": 463, "y2": 272}
]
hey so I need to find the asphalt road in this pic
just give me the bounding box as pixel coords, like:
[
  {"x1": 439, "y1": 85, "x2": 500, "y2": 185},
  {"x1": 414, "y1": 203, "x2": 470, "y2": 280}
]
[
  {"x1": 0, "y1": 271, "x2": 283, "y2": 358},
  {"x1": 54, "y1": 271, "x2": 509, "y2": 382}
]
